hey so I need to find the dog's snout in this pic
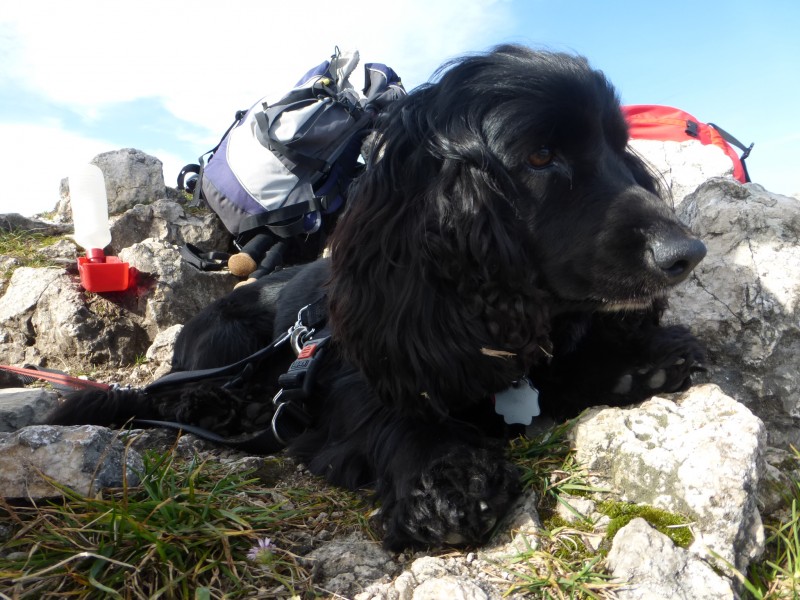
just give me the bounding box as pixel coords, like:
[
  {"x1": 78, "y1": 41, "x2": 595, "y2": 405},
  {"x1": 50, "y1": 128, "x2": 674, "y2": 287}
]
[{"x1": 648, "y1": 234, "x2": 706, "y2": 284}]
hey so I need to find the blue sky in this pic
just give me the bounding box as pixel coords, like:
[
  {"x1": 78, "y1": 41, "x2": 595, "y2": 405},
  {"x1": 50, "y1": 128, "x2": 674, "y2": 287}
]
[{"x1": 1, "y1": 0, "x2": 798, "y2": 217}]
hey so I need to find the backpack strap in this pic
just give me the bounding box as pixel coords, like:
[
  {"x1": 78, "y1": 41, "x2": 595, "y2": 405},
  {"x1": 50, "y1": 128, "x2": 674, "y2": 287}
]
[
  {"x1": 707, "y1": 122, "x2": 754, "y2": 182},
  {"x1": 179, "y1": 243, "x2": 231, "y2": 271},
  {"x1": 177, "y1": 164, "x2": 200, "y2": 194},
  {"x1": 132, "y1": 415, "x2": 306, "y2": 455}
]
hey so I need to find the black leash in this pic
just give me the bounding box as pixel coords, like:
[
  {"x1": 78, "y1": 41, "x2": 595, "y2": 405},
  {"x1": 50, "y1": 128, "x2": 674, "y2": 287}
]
[{"x1": 133, "y1": 297, "x2": 331, "y2": 454}]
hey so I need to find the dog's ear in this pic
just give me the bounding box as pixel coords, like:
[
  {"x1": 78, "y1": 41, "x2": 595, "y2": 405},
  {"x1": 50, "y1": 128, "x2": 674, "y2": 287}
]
[
  {"x1": 624, "y1": 146, "x2": 671, "y2": 204},
  {"x1": 327, "y1": 97, "x2": 550, "y2": 417}
]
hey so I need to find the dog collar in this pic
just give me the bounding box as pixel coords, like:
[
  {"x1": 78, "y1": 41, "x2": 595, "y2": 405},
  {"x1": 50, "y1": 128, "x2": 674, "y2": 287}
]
[{"x1": 493, "y1": 377, "x2": 541, "y2": 425}]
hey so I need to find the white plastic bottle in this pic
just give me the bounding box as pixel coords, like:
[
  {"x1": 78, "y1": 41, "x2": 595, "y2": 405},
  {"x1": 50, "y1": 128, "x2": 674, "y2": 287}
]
[{"x1": 70, "y1": 164, "x2": 110, "y2": 262}]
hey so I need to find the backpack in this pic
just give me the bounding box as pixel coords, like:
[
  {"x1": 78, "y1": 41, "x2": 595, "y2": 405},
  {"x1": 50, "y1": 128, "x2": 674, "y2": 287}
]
[
  {"x1": 623, "y1": 105, "x2": 753, "y2": 184},
  {"x1": 177, "y1": 48, "x2": 405, "y2": 277}
]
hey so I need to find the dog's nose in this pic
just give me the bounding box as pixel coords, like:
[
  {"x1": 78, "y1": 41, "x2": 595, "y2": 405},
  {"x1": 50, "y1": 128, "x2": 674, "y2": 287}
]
[{"x1": 649, "y1": 234, "x2": 707, "y2": 284}]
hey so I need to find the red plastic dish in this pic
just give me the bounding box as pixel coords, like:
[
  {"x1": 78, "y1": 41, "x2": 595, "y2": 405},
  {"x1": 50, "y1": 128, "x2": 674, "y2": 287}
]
[{"x1": 77, "y1": 256, "x2": 130, "y2": 292}]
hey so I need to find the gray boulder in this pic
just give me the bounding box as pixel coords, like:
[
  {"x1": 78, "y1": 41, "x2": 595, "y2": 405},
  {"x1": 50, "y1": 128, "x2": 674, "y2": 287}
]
[
  {"x1": 606, "y1": 518, "x2": 735, "y2": 599},
  {"x1": 354, "y1": 554, "x2": 505, "y2": 600},
  {"x1": 119, "y1": 238, "x2": 236, "y2": 335},
  {"x1": 109, "y1": 199, "x2": 231, "y2": 253},
  {"x1": 57, "y1": 148, "x2": 166, "y2": 220},
  {"x1": 668, "y1": 178, "x2": 800, "y2": 446},
  {"x1": 1, "y1": 213, "x2": 71, "y2": 235},
  {"x1": 629, "y1": 138, "x2": 736, "y2": 205},
  {"x1": 0, "y1": 388, "x2": 59, "y2": 432},
  {"x1": 571, "y1": 384, "x2": 765, "y2": 573},
  {"x1": 0, "y1": 267, "x2": 150, "y2": 368},
  {"x1": 0, "y1": 201, "x2": 235, "y2": 368},
  {"x1": 302, "y1": 533, "x2": 399, "y2": 597},
  {"x1": 0, "y1": 425, "x2": 143, "y2": 497}
]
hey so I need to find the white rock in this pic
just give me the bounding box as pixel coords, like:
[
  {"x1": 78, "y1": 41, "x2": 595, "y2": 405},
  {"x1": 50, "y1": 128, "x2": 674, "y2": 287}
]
[
  {"x1": 607, "y1": 518, "x2": 734, "y2": 599},
  {"x1": 571, "y1": 384, "x2": 765, "y2": 571}
]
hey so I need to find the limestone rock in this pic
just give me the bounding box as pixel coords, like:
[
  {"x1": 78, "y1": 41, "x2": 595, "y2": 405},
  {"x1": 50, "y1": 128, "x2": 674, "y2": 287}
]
[
  {"x1": 145, "y1": 324, "x2": 182, "y2": 378},
  {"x1": 119, "y1": 238, "x2": 236, "y2": 334},
  {"x1": 355, "y1": 555, "x2": 502, "y2": 600},
  {"x1": 0, "y1": 267, "x2": 149, "y2": 368},
  {"x1": 57, "y1": 148, "x2": 166, "y2": 220},
  {"x1": 668, "y1": 178, "x2": 800, "y2": 446},
  {"x1": 302, "y1": 533, "x2": 399, "y2": 597},
  {"x1": 606, "y1": 518, "x2": 734, "y2": 599},
  {"x1": 411, "y1": 576, "x2": 490, "y2": 600},
  {"x1": 0, "y1": 425, "x2": 143, "y2": 498},
  {"x1": 0, "y1": 388, "x2": 59, "y2": 432},
  {"x1": 1, "y1": 213, "x2": 71, "y2": 235},
  {"x1": 571, "y1": 384, "x2": 765, "y2": 572},
  {"x1": 109, "y1": 199, "x2": 231, "y2": 253},
  {"x1": 480, "y1": 490, "x2": 541, "y2": 559},
  {"x1": 629, "y1": 138, "x2": 736, "y2": 205}
]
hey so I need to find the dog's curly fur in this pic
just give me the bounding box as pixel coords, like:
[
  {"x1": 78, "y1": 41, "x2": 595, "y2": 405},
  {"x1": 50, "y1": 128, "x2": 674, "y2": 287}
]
[{"x1": 49, "y1": 45, "x2": 706, "y2": 551}]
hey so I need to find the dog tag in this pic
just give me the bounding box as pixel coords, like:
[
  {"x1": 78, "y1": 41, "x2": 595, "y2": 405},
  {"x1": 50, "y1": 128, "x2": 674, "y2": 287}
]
[{"x1": 494, "y1": 378, "x2": 541, "y2": 425}]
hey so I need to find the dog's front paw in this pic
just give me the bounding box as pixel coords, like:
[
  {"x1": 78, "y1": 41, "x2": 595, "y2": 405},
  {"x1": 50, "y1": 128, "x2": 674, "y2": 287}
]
[
  {"x1": 612, "y1": 326, "x2": 705, "y2": 401},
  {"x1": 380, "y1": 447, "x2": 520, "y2": 551}
]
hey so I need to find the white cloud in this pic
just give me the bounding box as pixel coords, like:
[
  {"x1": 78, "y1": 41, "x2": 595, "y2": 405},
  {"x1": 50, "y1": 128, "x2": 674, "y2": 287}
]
[
  {"x1": 0, "y1": 123, "x2": 118, "y2": 215},
  {"x1": 2, "y1": 0, "x2": 514, "y2": 136},
  {"x1": 1, "y1": 0, "x2": 517, "y2": 215}
]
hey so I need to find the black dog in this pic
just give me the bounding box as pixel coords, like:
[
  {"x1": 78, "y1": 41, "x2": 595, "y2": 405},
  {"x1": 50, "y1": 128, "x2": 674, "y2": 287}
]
[{"x1": 50, "y1": 45, "x2": 706, "y2": 551}]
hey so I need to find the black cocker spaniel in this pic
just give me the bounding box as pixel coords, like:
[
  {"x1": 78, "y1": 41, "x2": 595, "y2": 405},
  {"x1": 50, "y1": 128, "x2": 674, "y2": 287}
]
[{"x1": 50, "y1": 45, "x2": 706, "y2": 551}]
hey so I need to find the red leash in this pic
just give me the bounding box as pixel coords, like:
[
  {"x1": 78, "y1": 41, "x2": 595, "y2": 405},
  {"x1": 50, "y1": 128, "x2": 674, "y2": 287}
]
[{"x1": 0, "y1": 365, "x2": 111, "y2": 391}]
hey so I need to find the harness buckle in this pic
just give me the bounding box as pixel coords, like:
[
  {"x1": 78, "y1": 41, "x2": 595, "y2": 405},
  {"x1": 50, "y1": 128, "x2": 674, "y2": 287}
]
[
  {"x1": 288, "y1": 305, "x2": 318, "y2": 355},
  {"x1": 290, "y1": 325, "x2": 312, "y2": 355},
  {"x1": 270, "y1": 392, "x2": 312, "y2": 446}
]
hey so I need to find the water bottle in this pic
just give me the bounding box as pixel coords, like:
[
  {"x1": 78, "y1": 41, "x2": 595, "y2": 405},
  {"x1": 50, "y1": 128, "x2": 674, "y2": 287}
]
[{"x1": 70, "y1": 164, "x2": 110, "y2": 263}]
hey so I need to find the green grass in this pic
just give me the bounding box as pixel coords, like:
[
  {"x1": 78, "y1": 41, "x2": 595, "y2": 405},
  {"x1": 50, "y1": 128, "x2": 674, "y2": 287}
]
[
  {"x1": 0, "y1": 228, "x2": 65, "y2": 278},
  {"x1": 5, "y1": 415, "x2": 800, "y2": 599},
  {"x1": 505, "y1": 419, "x2": 620, "y2": 599},
  {"x1": 739, "y1": 449, "x2": 800, "y2": 599},
  {"x1": 0, "y1": 448, "x2": 371, "y2": 599}
]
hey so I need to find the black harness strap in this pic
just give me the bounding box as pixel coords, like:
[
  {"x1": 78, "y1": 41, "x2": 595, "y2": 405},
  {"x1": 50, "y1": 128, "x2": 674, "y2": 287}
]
[{"x1": 135, "y1": 297, "x2": 331, "y2": 454}]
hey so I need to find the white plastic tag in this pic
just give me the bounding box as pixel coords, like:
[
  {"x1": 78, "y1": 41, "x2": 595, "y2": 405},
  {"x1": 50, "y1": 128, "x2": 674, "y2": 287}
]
[{"x1": 494, "y1": 378, "x2": 541, "y2": 425}]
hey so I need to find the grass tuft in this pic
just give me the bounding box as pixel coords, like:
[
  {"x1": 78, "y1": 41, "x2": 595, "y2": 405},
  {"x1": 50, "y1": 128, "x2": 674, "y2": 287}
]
[
  {"x1": 505, "y1": 419, "x2": 619, "y2": 599},
  {"x1": 0, "y1": 448, "x2": 369, "y2": 598},
  {"x1": 0, "y1": 228, "x2": 66, "y2": 281},
  {"x1": 0, "y1": 229, "x2": 65, "y2": 265},
  {"x1": 742, "y1": 448, "x2": 800, "y2": 599}
]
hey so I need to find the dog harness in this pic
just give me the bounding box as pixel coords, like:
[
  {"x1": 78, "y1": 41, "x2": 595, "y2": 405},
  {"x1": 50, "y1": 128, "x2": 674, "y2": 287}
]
[{"x1": 133, "y1": 297, "x2": 333, "y2": 453}]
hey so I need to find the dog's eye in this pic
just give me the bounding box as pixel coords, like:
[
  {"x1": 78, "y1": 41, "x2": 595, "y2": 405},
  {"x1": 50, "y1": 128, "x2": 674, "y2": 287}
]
[{"x1": 528, "y1": 148, "x2": 554, "y2": 168}]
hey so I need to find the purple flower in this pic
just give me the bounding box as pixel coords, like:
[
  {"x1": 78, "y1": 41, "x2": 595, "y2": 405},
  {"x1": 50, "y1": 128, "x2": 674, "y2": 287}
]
[{"x1": 247, "y1": 537, "x2": 274, "y2": 562}]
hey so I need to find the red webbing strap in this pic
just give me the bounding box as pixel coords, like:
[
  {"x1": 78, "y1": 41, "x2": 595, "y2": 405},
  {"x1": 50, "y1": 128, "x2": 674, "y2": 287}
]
[{"x1": 0, "y1": 365, "x2": 111, "y2": 391}]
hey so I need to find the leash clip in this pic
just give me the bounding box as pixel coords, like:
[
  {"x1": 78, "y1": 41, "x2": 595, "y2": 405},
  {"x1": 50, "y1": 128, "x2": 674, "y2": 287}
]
[{"x1": 288, "y1": 305, "x2": 317, "y2": 355}]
